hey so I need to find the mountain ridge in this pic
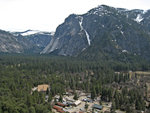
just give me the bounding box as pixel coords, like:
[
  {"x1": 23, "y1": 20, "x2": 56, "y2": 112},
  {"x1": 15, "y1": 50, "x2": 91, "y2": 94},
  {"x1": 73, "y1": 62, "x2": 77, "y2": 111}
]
[
  {"x1": 0, "y1": 29, "x2": 53, "y2": 53},
  {"x1": 41, "y1": 5, "x2": 150, "y2": 62},
  {"x1": 1, "y1": 5, "x2": 150, "y2": 62}
]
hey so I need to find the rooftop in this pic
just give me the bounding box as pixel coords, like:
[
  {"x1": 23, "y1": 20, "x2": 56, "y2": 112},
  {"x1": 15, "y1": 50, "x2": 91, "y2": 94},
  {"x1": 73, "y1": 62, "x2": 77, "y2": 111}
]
[
  {"x1": 37, "y1": 84, "x2": 49, "y2": 92},
  {"x1": 93, "y1": 104, "x2": 103, "y2": 110}
]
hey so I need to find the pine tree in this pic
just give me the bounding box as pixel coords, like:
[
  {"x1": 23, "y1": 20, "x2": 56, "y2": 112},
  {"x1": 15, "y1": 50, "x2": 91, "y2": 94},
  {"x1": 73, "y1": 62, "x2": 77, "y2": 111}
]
[
  {"x1": 46, "y1": 88, "x2": 49, "y2": 95},
  {"x1": 59, "y1": 95, "x2": 63, "y2": 102},
  {"x1": 125, "y1": 104, "x2": 132, "y2": 113},
  {"x1": 91, "y1": 87, "x2": 96, "y2": 100},
  {"x1": 29, "y1": 106, "x2": 36, "y2": 113},
  {"x1": 73, "y1": 92, "x2": 78, "y2": 100},
  {"x1": 27, "y1": 95, "x2": 33, "y2": 107},
  {"x1": 112, "y1": 99, "x2": 116, "y2": 111},
  {"x1": 48, "y1": 94, "x2": 52, "y2": 102},
  {"x1": 85, "y1": 103, "x2": 89, "y2": 111},
  {"x1": 136, "y1": 100, "x2": 142, "y2": 110},
  {"x1": 115, "y1": 97, "x2": 119, "y2": 109}
]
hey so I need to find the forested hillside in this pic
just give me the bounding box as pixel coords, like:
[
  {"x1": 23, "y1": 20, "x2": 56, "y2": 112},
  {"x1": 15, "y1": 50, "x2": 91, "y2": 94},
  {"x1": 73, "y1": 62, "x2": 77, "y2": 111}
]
[{"x1": 0, "y1": 54, "x2": 150, "y2": 113}]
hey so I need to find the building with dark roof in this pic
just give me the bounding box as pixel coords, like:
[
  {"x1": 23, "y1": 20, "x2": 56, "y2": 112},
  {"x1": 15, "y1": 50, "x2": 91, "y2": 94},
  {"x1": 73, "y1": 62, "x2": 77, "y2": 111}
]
[{"x1": 92, "y1": 104, "x2": 102, "y2": 110}]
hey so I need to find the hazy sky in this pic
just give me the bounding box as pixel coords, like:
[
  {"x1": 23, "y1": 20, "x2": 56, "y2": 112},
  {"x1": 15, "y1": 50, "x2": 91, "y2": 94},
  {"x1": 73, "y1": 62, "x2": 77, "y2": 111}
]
[{"x1": 0, "y1": 0, "x2": 150, "y2": 32}]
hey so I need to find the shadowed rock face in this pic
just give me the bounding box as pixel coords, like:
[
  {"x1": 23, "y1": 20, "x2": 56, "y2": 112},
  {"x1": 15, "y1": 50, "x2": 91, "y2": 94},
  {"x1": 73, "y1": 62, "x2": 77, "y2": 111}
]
[
  {"x1": 14, "y1": 30, "x2": 53, "y2": 53},
  {"x1": 42, "y1": 5, "x2": 150, "y2": 61}
]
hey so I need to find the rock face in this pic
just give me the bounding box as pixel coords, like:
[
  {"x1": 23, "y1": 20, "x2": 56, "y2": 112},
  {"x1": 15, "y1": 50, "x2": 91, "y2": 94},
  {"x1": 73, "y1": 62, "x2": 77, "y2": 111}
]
[
  {"x1": 1, "y1": 5, "x2": 150, "y2": 61},
  {"x1": 41, "y1": 5, "x2": 150, "y2": 60},
  {"x1": 13, "y1": 30, "x2": 53, "y2": 53},
  {"x1": 0, "y1": 30, "x2": 53, "y2": 53},
  {"x1": 0, "y1": 30, "x2": 24, "y2": 53},
  {"x1": 41, "y1": 14, "x2": 89, "y2": 56}
]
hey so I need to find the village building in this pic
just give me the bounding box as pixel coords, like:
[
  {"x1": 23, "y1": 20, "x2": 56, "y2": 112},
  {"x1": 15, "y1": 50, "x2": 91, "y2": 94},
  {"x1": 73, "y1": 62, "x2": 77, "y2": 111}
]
[
  {"x1": 53, "y1": 105, "x2": 65, "y2": 113},
  {"x1": 31, "y1": 84, "x2": 50, "y2": 94},
  {"x1": 92, "y1": 104, "x2": 103, "y2": 110},
  {"x1": 37, "y1": 84, "x2": 50, "y2": 92},
  {"x1": 79, "y1": 112, "x2": 84, "y2": 113},
  {"x1": 73, "y1": 100, "x2": 81, "y2": 106},
  {"x1": 56, "y1": 102, "x2": 66, "y2": 107}
]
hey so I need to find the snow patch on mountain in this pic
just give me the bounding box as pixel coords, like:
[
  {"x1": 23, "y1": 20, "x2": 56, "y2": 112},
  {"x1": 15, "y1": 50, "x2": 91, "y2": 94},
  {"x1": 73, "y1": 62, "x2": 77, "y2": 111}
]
[
  {"x1": 18, "y1": 30, "x2": 53, "y2": 36},
  {"x1": 134, "y1": 14, "x2": 143, "y2": 23},
  {"x1": 121, "y1": 31, "x2": 124, "y2": 35},
  {"x1": 87, "y1": 5, "x2": 118, "y2": 17},
  {"x1": 143, "y1": 10, "x2": 148, "y2": 14},
  {"x1": 82, "y1": 48, "x2": 86, "y2": 52},
  {"x1": 122, "y1": 50, "x2": 128, "y2": 53},
  {"x1": 21, "y1": 30, "x2": 40, "y2": 36},
  {"x1": 50, "y1": 32, "x2": 55, "y2": 36}
]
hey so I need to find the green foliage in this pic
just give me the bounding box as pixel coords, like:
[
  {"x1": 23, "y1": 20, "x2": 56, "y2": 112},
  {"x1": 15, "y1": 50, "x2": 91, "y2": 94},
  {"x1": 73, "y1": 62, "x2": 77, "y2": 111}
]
[
  {"x1": 73, "y1": 92, "x2": 78, "y2": 100},
  {"x1": 29, "y1": 106, "x2": 36, "y2": 113},
  {"x1": 0, "y1": 54, "x2": 148, "y2": 112},
  {"x1": 85, "y1": 103, "x2": 89, "y2": 111},
  {"x1": 111, "y1": 99, "x2": 116, "y2": 111},
  {"x1": 91, "y1": 86, "x2": 96, "y2": 100},
  {"x1": 48, "y1": 94, "x2": 52, "y2": 102},
  {"x1": 59, "y1": 95, "x2": 63, "y2": 102},
  {"x1": 112, "y1": 88, "x2": 146, "y2": 112}
]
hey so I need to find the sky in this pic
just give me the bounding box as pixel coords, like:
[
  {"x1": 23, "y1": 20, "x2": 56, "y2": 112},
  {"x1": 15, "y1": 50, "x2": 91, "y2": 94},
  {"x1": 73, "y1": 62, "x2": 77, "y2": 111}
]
[{"x1": 0, "y1": 0, "x2": 150, "y2": 32}]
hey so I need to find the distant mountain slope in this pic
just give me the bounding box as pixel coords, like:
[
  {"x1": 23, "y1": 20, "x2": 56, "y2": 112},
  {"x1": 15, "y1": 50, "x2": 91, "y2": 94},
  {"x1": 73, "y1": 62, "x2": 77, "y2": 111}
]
[
  {"x1": 12, "y1": 30, "x2": 53, "y2": 53},
  {"x1": 40, "y1": 14, "x2": 88, "y2": 55},
  {"x1": 0, "y1": 30, "x2": 24, "y2": 53},
  {"x1": 41, "y1": 5, "x2": 150, "y2": 61},
  {"x1": 0, "y1": 29, "x2": 53, "y2": 53}
]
